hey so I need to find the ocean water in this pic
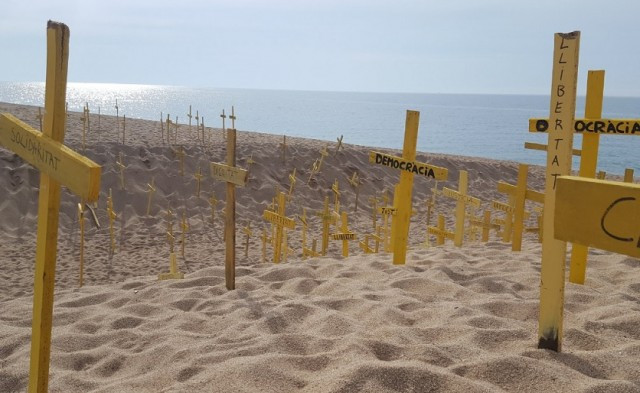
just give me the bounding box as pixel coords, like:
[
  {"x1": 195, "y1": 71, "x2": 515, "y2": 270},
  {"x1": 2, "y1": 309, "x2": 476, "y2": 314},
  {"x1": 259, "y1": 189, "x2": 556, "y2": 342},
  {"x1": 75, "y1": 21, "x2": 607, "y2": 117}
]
[{"x1": 1, "y1": 81, "x2": 638, "y2": 174}]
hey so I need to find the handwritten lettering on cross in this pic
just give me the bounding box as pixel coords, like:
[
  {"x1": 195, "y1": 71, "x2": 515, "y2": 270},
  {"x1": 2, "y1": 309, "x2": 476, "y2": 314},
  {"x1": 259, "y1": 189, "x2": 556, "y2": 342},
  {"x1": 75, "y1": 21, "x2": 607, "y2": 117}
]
[
  {"x1": 263, "y1": 192, "x2": 296, "y2": 263},
  {"x1": 0, "y1": 22, "x2": 102, "y2": 393},
  {"x1": 537, "y1": 31, "x2": 580, "y2": 353},
  {"x1": 369, "y1": 110, "x2": 448, "y2": 264}
]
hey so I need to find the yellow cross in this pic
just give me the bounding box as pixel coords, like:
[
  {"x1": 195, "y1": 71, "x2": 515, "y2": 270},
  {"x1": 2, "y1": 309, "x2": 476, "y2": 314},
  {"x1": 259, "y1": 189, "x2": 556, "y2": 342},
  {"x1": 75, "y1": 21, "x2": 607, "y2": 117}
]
[
  {"x1": 442, "y1": 170, "x2": 480, "y2": 247},
  {"x1": 347, "y1": 171, "x2": 361, "y2": 212},
  {"x1": 146, "y1": 178, "x2": 156, "y2": 216},
  {"x1": 107, "y1": 189, "x2": 117, "y2": 254},
  {"x1": 173, "y1": 145, "x2": 185, "y2": 176},
  {"x1": 298, "y1": 207, "x2": 308, "y2": 256},
  {"x1": 115, "y1": 152, "x2": 126, "y2": 190},
  {"x1": 332, "y1": 179, "x2": 341, "y2": 213},
  {"x1": 263, "y1": 192, "x2": 296, "y2": 263},
  {"x1": 209, "y1": 193, "x2": 219, "y2": 226},
  {"x1": 318, "y1": 144, "x2": 329, "y2": 170},
  {"x1": 334, "y1": 134, "x2": 344, "y2": 156},
  {"x1": 332, "y1": 212, "x2": 356, "y2": 257},
  {"x1": 187, "y1": 105, "x2": 192, "y2": 129},
  {"x1": 220, "y1": 109, "x2": 227, "y2": 140},
  {"x1": 194, "y1": 166, "x2": 204, "y2": 198},
  {"x1": 0, "y1": 22, "x2": 102, "y2": 393},
  {"x1": 230, "y1": 106, "x2": 236, "y2": 129},
  {"x1": 315, "y1": 195, "x2": 334, "y2": 255},
  {"x1": 307, "y1": 158, "x2": 320, "y2": 184},
  {"x1": 280, "y1": 135, "x2": 287, "y2": 163},
  {"x1": 243, "y1": 222, "x2": 252, "y2": 258},
  {"x1": 288, "y1": 168, "x2": 297, "y2": 200},
  {"x1": 180, "y1": 211, "x2": 189, "y2": 258},
  {"x1": 427, "y1": 214, "x2": 455, "y2": 245}
]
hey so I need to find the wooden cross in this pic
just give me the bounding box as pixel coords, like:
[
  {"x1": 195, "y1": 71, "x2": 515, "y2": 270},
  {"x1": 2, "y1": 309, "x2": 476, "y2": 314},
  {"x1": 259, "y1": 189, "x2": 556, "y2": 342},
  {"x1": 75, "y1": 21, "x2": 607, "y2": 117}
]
[
  {"x1": 442, "y1": 170, "x2": 480, "y2": 247},
  {"x1": 596, "y1": 170, "x2": 606, "y2": 180},
  {"x1": 530, "y1": 69, "x2": 640, "y2": 286},
  {"x1": 359, "y1": 235, "x2": 375, "y2": 254},
  {"x1": 36, "y1": 107, "x2": 43, "y2": 132},
  {"x1": 261, "y1": 227, "x2": 269, "y2": 263},
  {"x1": 220, "y1": 109, "x2": 227, "y2": 140},
  {"x1": 371, "y1": 227, "x2": 382, "y2": 253},
  {"x1": 331, "y1": 178, "x2": 341, "y2": 214},
  {"x1": 316, "y1": 195, "x2": 334, "y2": 255},
  {"x1": 303, "y1": 239, "x2": 322, "y2": 258},
  {"x1": 469, "y1": 210, "x2": 500, "y2": 242},
  {"x1": 283, "y1": 230, "x2": 295, "y2": 262},
  {"x1": 298, "y1": 208, "x2": 310, "y2": 258},
  {"x1": 0, "y1": 22, "x2": 102, "y2": 393},
  {"x1": 347, "y1": 171, "x2": 361, "y2": 212},
  {"x1": 230, "y1": 105, "x2": 236, "y2": 129},
  {"x1": 158, "y1": 209, "x2": 184, "y2": 280},
  {"x1": 115, "y1": 152, "x2": 126, "y2": 190},
  {"x1": 537, "y1": 31, "x2": 580, "y2": 353},
  {"x1": 194, "y1": 166, "x2": 204, "y2": 198},
  {"x1": 263, "y1": 191, "x2": 296, "y2": 263},
  {"x1": 332, "y1": 212, "x2": 356, "y2": 257},
  {"x1": 369, "y1": 110, "x2": 448, "y2": 263},
  {"x1": 368, "y1": 195, "x2": 379, "y2": 232},
  {"x1": 210, "y1": 128, "x2": 248, "y2": 289},
  {"x1": 114, "y1": 98, "x2": 119, "y2": 132},
  {"x1": 187, "y1": 105, "x2": 192, "y2": 129},
  {"x1": 173, "y1": 115, "x2": 179, "y2": 145},
  {"x1": 146, "y1": 177, "x2": 156, "y2": 216},
  {"x1": 81, "y1": 103, "x2": 89, "y2": 151},
  {"x1": 160, "y1": 111, "x2": 164, "y2": 137},
  {"x1": 107, "y1": 189, "x2": 117, "y2": 254},
  {"x1": 318, "y1": 144, "x2": 329, "y2": 170},
  {"x1": 427, "y1": 214, "x2": 455, "y2": 245},
  {"x1": 173, "y1": 145, "x2": 185, "y2": 176},
  {"x1": 243, "y1": 222, "x2": 252, "y2": 258},
  {"x1": 307, "y1": 158, "x2": 320, "y2": 184},
  {"x1": 209, "y1": 193, "x2": 219, "y2": 226},
  {"x1": 334, "y1": 135, "x2": 344, "y2": 156},
  {"x1": 77, "y1": 201, "x2": 85, "y2": 287},
  {"x1": 280, "y1": 135, "x2": 287, "y2": 164},
  {"x1": 551, "y1": 176, "x2": 640, "y2": 351},
  {"x1": 288, "y1": 168, "x2": 297, "y2": 200},
  {"x1": 495, "y1": 164, "x2": 543, "y2": 251},
  {"x1": 121, "y1": 114, "x2": 126, "y2": 145},
  {"x1": 180, "y1": 211, "x2": 189, "y2": 258},
  {"x1": 378, "y1": 205, "x2": 396, "y2": 252}
]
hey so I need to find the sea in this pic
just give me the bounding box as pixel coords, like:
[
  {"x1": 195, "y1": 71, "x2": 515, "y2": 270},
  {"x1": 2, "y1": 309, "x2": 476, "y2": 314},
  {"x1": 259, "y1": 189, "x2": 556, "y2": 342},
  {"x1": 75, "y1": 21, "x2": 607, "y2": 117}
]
[{"x1": 1, "y1": 81, "x2": 638, "y2": 174}]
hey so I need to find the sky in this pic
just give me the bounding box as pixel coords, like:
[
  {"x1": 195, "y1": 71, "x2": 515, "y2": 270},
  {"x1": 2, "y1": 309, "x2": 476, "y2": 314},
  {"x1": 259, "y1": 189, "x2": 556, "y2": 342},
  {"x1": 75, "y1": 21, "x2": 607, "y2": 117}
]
[{"x1": 2, "y1": 0, "x2": 640, "y2": 96}]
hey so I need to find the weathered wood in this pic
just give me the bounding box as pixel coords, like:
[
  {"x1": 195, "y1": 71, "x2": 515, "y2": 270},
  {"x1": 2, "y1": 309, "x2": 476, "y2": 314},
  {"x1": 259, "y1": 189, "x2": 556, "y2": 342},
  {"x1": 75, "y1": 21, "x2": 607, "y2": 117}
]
[{"x1": 538, "y1": 31, "x2": 580, "y2": 353}]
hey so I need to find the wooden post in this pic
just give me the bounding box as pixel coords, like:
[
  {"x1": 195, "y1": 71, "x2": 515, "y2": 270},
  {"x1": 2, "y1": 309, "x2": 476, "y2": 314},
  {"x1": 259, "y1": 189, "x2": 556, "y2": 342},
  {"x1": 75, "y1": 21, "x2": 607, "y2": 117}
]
[
  {"x1": 347, "y1": 171, "x2": 361, "y2": 212},
  {"x1": 194, "y1": 166, "x2": 204, "y2": 198},
  {"x1": 537, "y1": 31, "x2": 580, "y2": 352},
  {"x1": 369, "y1": 196, "x2": 378, "y2": 232},
  {"x1": 0, "y1": 22, "x2": 102, "y2": 393},
  {"x1": 261, "y1": 228, "x2": 268, "y2": 263},
  {"x1": 369, "y1": 111, "x2": 448, "y2": 263},
  {"x1": 263, "y1": 192, "x2": 296, "y2": 263},
  {"x1": 77, "y1": 202, "x2": 85, "y2": 287},
  {"x1": 230, "y1": 106, "x2": 236, "y2": 130},
  {"x1": 180, "y1": 211, "x2": 189, "y2": 258},
  {"x1": 107, "y1": 189, "x2": 116, "y2": 254},
  {"x1": 37, "y1": 107, "x2": 43, "y2": 132},
  {"x1": 243, "y1": 223, "x2": 252, "y2": 258},
  {"x1": 209, "y1": 193, "x2": 218, "y2": 226},
  {"x1": 332, "y1": 179, "x2": 341, "y2": 215},
  {"x1": 442, "y1": 170, "x2": 480, "y2": 247},
  {"x1": 220, "y1": 109, "x2": 227, "y2": 140},
  {"x1": 115, "y1": 152, "x2": 126, "y2": 190},
  {"x1": 624, "y1": 168, "x2": 634, "y2": 183},
  {"x1": 332, "y1": 211, "x2": 356, "y2": 257},
  {"x1": 335, "y1": 135, "x2": 344, "y2": 156},
  {"x1": 280, "y1": 135, "x2": 287, "y2": 164},
  {"x1": 211, "y1": 128, "x2": 248, "y2": 289},
  {"x1": 187, "y1": 105, "x2": 192, "y2": 129},
  {"x1": 316, "y1": 196, "x2": 332, "y2": 255},
  {"x1": 121, "y1": 114, "x2": 126, "y2": 145},
  {"x1": 114, "y1": 98, "x2": 119, "y2": 134},
  {"x1": 146, "y1": 178, "x2": 156, "y2": 216},
  {"x1": 288, "y1": 168, "x2": 297, "y2": 200}
]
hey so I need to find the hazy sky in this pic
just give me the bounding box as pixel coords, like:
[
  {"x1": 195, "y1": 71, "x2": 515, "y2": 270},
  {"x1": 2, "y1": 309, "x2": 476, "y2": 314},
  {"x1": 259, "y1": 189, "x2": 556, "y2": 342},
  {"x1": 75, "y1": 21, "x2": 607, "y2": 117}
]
[{"x1": 2, "y1": 0, "x2": 639, "y2": 95}]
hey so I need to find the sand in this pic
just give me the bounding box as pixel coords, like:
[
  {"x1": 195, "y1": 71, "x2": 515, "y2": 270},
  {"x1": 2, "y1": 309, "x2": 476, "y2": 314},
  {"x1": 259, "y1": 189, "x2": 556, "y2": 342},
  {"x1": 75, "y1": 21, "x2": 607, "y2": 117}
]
[{"x1": 1, "y1": 101, "x2": 639, "y2": 392}]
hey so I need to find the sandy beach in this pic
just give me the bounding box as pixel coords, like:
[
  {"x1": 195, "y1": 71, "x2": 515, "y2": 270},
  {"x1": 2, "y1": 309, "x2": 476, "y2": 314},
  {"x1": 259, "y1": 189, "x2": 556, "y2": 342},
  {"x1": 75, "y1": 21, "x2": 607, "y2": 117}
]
[{"x1": 1, "y1": 101, "x2": 639, "y2": 392}]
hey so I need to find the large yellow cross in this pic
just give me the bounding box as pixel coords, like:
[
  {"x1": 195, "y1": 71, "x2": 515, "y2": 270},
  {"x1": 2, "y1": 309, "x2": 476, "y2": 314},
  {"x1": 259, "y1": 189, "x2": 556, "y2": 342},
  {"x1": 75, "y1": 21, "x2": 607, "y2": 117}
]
[
  {"x1": 369, "y1": 111, "x2": 448, "y2": 264},
  {"x1": 263, "y1": 191, "x2": 296, "y2": 263},
  {"x1": 0, "y1": 22, "x2": 102, "y2": 393}
]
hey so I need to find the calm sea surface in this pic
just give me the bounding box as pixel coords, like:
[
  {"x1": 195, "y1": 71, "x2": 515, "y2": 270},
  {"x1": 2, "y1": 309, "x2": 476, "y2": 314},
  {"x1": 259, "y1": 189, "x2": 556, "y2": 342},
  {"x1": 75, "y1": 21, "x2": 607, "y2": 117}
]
[{"x1": 1, "y1": 82, "x2": 638, "y2": 174}]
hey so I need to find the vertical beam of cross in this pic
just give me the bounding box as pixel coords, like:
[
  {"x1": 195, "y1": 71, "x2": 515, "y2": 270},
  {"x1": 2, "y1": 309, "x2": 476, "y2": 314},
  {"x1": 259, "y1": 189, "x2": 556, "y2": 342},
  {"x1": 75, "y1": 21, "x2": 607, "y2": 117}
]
[
  {"x1": 538, "y1": 31, "x2": 580, "y2": 352},
  {"x1": 568, "y1": 70, "x2": 605, "y2": 284}
]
